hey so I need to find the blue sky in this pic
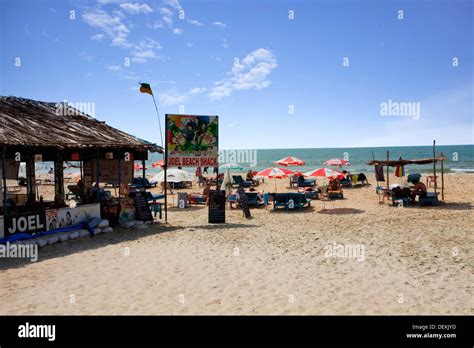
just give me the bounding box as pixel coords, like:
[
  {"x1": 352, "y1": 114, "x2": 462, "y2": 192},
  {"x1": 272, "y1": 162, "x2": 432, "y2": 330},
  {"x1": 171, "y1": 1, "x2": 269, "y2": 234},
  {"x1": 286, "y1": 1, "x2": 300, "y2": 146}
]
[{"x1": 1, "y1": 0, "x2": 472, "y2": 149}]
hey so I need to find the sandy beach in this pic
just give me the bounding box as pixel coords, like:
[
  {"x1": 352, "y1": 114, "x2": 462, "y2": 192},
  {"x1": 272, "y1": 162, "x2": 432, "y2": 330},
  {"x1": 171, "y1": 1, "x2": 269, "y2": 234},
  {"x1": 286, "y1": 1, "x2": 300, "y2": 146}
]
[{"x1": 0, "y1": 173, "x2": 472, "y2": 315}]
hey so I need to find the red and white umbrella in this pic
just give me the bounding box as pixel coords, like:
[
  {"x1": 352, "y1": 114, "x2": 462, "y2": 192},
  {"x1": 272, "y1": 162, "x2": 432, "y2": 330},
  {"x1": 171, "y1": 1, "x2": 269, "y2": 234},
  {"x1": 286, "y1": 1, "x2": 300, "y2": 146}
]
[
  {"x1": 151, "y1": 159, "x2": 164, "y2": 168},
  {"x1": 275, "y1": 156, "x2": 306, "y2": 166},
  {"x1": 256, "y1": 167, "x2": 295, "y2": 178},
  {"x1": 256, "y1": 167, "x2": 295, "y2": 192},
  {"x1": 324, "y1": 158, "x2": 351, "y2": 167},
  {"x1": 134, "y1": 163, "x2": 148, "y2": 171},
  {"x1": 304, "y1": 167, "x2": 345, "y2": 180}
]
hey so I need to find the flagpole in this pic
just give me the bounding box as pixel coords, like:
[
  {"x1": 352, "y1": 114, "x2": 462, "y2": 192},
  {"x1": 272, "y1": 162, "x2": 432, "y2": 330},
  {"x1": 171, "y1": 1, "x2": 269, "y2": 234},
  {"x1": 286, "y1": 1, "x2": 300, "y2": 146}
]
[{"x1": 151, "y1": 94, "x2": 164, "y2": 149}]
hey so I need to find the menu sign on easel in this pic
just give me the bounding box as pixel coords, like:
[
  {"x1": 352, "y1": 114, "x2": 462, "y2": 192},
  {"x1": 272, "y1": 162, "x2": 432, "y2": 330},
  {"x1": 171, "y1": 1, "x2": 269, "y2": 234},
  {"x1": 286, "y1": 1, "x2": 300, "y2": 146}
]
[
  {"x1": 208, "y1": 190, "x2": 225, "y2": 223},
  {"x1": 129, "y1": 191, "x2": 153, "y2": 222}
]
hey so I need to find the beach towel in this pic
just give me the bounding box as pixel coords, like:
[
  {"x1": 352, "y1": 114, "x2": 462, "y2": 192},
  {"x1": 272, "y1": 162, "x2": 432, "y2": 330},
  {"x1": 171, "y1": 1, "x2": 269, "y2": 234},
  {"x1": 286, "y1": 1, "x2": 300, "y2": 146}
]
[{"x1": 375, "y1": 165, "x2": 385, "y2": 182}]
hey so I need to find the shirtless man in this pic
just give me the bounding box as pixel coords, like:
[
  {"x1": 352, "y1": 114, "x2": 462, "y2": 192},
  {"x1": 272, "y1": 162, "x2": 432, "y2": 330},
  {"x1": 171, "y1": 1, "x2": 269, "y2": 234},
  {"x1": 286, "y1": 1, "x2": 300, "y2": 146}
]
[{"x1": 411, "y1": 180, "x2": 427, "y2": 202}]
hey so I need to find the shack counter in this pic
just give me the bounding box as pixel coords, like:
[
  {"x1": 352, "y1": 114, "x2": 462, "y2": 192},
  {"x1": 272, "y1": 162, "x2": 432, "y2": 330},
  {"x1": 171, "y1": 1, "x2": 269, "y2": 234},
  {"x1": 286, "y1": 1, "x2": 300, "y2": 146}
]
[{"x1": 0, "y1": 203, "x2": 101, "y2": 240}]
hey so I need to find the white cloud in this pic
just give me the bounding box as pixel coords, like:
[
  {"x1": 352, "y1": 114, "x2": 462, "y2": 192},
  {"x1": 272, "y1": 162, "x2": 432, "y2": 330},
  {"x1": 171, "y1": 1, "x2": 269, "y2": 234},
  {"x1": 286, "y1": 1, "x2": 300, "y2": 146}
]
[
  {"x1": 119, "y1": 2, "x2": 153, "y2": 14},
  {"x1": 208, "y1": 48, "x2": 278, "y2": 100},
  {"x1": 107, "y1": 65, "x2": 121, "y2": 71},
  {"x1": 83, "y1": 9, "x2": 162, "y2": 63},
  {"x1": 158, "y1": 87, "x2": 207, "y2": 106},
  {"x1": 159, "y1": 7, "x2": 174, "y2": 27},
  {"x1": 186, "y1": 42, "x2": 194, "y2": 48},
  {"x1": 82, "y1": 9, "x2": 130, "y2": 48},
  {"x1": 161, "y1": 0, "x2": 182, "y2": 10},
  {"x1": 157, "y1": 48, "x2": 277, "y2": 105},
  {"x1": 222, "y1": 39, "x2": 229, "y2": 48},
  {"x1": 187, "y1": 19, "x2": 203, "y2": 26},
  {"x1": 172, "y1": 28, "x2": 183, "y2": 35},
  {"x1": 91, "y1": 33, "x2": 105, "y2": 41},
  {"x1": 211, "y1": 21, "x2": 226, "y2": 28}
]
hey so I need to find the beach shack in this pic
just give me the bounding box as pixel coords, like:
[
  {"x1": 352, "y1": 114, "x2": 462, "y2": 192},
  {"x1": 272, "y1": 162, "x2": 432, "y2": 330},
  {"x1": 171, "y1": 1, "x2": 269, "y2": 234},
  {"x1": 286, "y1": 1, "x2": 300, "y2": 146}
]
[
  {"x1": 368, "y1": 141, "x2": 446, "y2": 205},
  {"x1": 0, "y1": 96, "x2": 163, "y2": 241}
]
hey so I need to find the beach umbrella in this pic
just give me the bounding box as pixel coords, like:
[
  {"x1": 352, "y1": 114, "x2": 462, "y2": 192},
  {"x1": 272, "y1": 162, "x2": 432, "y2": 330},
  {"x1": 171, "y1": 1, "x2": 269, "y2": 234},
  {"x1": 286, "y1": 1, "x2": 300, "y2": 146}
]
[
  {"x1": 134, "y1": 163, "x2": 148, "y2": 171},
  {"x1": 220, "y1": 163, "x2": 244, "y2": 170},
  {"x1": 324, "y1": 158, "x2": 351, "y2": 167},
  {"x1": 304, "y1": 167, "x2": 345, "y2": 180},
  {"x1": 255, "y1": 167, "x2": 295, "y2": 192},
  {"x1": 149, "y1": 168, "x2": 194, "y2": 183},
  {"x1": 275, "y1": 156, "x2": 305, "y2": 166},
  {"x1": 151, "y1": 159, "x2": 164, "y2": 168}
]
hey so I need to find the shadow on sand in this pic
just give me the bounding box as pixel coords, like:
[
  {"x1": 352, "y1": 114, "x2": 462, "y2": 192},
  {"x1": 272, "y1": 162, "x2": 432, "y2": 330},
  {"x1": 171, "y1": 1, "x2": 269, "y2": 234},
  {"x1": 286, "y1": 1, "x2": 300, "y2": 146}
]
[
  {"x1": 317, "y1": 208, "x2": 365, "y2": 215},
  {"x1": 0, "y1": 223, "x2": 180, "y2": 270}
]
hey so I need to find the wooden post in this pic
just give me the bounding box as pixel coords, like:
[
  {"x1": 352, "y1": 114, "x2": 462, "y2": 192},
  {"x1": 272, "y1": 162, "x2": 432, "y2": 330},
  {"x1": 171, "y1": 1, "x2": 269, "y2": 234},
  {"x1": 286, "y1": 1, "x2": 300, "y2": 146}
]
[
  {"x1": 118, "y1": 157, "x2": 122, "y2": 204},
  {"x1": 26, "y1": 154, "x2": 36, "y2": 201},
  {"x1": 142, "y1": 159, "x2": 146, "y2": 180},
  {"x1": 95, "y1": 148, "x2": 100, "y2": 201},
  {"x1": 386, "y1": 150, "x2": 389, "y2": 188},
  {"x1": 440, "y1": 152, "x2": 445, "y2": 200},
  {"x1": 433, "y1": 140, "x2": 437, "y2": 194},
  {"x1": 2, "y1": 146, "x2": 7, "y2": 215},
  {"x1": 54, "y1": 152, "x2": 65, "y2": 201}
]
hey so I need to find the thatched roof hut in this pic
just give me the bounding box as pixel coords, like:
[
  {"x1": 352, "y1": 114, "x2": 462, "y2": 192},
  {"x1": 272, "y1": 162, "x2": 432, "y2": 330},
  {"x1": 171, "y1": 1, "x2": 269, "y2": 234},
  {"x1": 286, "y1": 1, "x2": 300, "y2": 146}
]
[{"x1": 0, "y1": 96, "x2": 162, "y2": 153}]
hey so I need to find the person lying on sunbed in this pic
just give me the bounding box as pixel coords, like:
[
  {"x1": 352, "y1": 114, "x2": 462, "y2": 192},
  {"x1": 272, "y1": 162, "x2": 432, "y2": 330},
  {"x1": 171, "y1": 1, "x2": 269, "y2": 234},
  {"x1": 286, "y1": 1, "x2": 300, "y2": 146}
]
[
  {"x1": 410, "y1": 179, "x2": 427, "y2": 202},
  {"x1": 188, "y1": 183, "x2": 211, "y2": 205}
]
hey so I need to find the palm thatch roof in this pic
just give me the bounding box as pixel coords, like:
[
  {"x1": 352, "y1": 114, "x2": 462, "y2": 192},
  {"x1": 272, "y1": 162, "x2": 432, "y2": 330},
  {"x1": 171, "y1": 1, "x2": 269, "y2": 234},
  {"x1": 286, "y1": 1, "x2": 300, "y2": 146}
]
[
  {"x1": 0, "y1": 96, "x2": 163, "y2": 152},
  {"x1": 367, "y1": 156, "x2": 446, "y2": 167}
]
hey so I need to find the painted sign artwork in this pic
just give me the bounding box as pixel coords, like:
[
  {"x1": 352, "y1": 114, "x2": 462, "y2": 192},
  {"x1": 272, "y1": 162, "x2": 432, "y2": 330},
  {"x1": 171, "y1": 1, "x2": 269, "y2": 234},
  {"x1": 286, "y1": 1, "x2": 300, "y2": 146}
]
[{"x1": 166, "y1": 114, "x2": 218, "y2": 167}]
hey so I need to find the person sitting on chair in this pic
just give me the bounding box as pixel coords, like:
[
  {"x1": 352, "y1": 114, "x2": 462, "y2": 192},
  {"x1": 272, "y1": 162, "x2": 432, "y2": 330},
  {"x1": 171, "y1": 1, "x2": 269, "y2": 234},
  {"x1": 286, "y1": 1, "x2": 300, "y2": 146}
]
[
  {"x1": 411, "y1": 179, "x2": 427, "y2": 202},
  {"x1": 246, "y1": 170, "x2": 254, "y2": 181}
]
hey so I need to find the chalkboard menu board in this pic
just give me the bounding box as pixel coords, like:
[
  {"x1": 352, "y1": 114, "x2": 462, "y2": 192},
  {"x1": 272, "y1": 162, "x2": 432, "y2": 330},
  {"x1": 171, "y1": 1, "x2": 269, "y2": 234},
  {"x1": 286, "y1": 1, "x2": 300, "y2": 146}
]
[
  {"x1": 208, "y1": 190, "x2": 225, "y2": 223},
  {"x1": 129, "y1": 191, "x2": 153, "y2": 222}
]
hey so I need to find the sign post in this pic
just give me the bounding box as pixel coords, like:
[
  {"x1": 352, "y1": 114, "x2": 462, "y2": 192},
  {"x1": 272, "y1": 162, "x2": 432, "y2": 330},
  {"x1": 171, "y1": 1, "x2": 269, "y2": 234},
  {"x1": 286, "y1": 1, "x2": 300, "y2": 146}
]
[
  {"x1": 208, "y1": 190, "x2": 225, "y2": 223},
  {"x1": 165, "y1": 114, "x2": 219, "y2": 223}
]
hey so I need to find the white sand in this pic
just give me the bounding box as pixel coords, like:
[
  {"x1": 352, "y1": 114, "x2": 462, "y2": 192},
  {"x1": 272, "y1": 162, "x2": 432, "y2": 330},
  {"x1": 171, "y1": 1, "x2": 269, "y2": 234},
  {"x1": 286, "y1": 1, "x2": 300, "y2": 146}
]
[{"x1": 0, "y1": 173, "x2": 472, "y2": 314}]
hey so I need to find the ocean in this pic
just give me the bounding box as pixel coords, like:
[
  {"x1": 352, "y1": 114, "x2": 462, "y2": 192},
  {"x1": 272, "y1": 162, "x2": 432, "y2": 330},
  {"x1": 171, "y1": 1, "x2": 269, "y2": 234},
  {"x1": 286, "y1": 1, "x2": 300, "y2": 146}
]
[
  {"x1": 145, "y1": 144, "x2": 474, "y2": 175},
  {"x1": 29, "y1": 144, "x2": 472, "y2": 176}
]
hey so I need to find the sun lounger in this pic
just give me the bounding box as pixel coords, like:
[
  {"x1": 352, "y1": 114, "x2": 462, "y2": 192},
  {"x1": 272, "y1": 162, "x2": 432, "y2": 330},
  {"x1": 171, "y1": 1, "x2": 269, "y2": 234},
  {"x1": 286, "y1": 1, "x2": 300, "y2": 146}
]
[
  {"x1": 419, "y1": 192, "x2": 439, "y2": 206},
  {"x1": 290, "y1": 175, "x2": 299, "y2": 187},
  {"x1": 327, "y1": 190, "x2": 344, "y2": 199},
  {"x1": 298, "y1": 179, "x2": 316, "y2": 187},
  {"x1": 271, "y1": 192, "x2": 311, "y2": 210},
  {"x1": 132, "y1": 177, "x2": 157, "y2": 189},
  {"x1": 246, "y1": 192, "x2": 263, "y2": 207},
  {"x1": 232, "y1": 175, "x2": 252, "y2": 188}
]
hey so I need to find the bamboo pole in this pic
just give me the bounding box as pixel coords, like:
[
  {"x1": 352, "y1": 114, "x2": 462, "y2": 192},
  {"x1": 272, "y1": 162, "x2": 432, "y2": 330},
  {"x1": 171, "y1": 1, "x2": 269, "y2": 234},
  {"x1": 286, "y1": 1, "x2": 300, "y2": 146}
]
[
  {"x1": 433, "y1": 140, "x2": 437, "y2": 194},
  {"x1": 386, "y1": 150, "x2": 389, "y2": 188},
  {"x1": 2, "y1": 146, "x2": 7, "y2": 215},
  {"x1": 440, "y1": 152, "x2": 445, "y2": 200}
]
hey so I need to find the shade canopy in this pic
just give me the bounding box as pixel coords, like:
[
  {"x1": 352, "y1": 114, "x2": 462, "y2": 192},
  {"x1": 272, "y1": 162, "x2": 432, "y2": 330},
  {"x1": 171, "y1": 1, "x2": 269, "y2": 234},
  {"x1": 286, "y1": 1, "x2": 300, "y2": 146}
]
[
  {"x1": 324, "y1": 158, "x2": 351, "y2": 166},
  {"x1": 220, "y1": 163, "x2": 244, "y2": 170},
  {"x1": 151, "y1": 160, "x2": 164, "y2": 168},
  {"x1": 255, "y1": 167, "x2": 294, "y2": 179},
  {"x1": 275, "y1": 156, "x2": 305, "y2": 166},
  {"x1": 304, "y1": 167, "x2": 345, "y2": 179},
  {"x1": 150, "y1": 168, "x2": 194, "y2": 183}
]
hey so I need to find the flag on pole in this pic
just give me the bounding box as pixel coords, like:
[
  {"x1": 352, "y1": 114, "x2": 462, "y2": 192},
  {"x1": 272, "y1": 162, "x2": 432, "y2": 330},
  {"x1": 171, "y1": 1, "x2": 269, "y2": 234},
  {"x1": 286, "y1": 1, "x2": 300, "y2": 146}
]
[
  {"x1": 139, "y1": 82, "x2": 153, "y2": 95},
  {"x1": 395, "y1": 158, "x2": 405, "y2": 177}
]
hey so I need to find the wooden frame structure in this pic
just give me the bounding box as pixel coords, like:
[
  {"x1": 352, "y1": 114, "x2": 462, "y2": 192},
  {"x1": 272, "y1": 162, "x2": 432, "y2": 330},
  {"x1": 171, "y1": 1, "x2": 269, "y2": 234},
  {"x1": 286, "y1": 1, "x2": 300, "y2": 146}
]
[{"x1": 367, "y1": 140, "x2": 446, "y2": 200}]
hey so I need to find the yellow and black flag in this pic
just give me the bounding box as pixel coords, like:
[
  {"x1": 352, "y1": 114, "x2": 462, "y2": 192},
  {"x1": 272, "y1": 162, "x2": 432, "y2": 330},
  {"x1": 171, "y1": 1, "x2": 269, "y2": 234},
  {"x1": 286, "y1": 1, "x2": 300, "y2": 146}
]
[{"x1": 139, "y1": 82, "x2": 153, "y2": 95}]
